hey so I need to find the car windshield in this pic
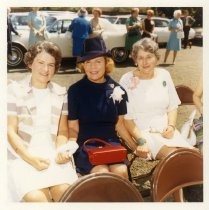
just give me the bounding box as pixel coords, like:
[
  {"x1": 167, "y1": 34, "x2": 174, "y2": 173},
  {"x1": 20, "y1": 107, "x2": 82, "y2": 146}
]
[
  {"x1": 46, "y1": 16, "x2": 57, "y2": 27},
  {"x1": 116, "y1": 18, "x2": 127, "y2": 25},
  {"x1": 104, "y1": 16, "x2": 118, "y2": 24},
  {"x1": 154, "y1": 19, "x2": 169, "y2": 27}
]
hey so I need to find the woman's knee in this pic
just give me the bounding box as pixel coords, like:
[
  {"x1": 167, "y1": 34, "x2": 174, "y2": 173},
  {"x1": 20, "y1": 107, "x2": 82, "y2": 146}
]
[
  {"x1": 23, "y1": 188, "x2": 52, "y2": 202},
  {"x1": 50, "y1": 184, "x2": 70, "y2": 202},
  {"x1": 109, "y1": 164, "x2": 128, "y2": 179},
  {"x1": 90, "y1": 165, "x2": 110, "y2": 173}
]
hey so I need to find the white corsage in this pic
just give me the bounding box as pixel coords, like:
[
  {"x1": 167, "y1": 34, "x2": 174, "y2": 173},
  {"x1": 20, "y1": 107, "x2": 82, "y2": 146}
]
[{"x1": 109, "y1": 86, "x2": 125, "y2": 104}]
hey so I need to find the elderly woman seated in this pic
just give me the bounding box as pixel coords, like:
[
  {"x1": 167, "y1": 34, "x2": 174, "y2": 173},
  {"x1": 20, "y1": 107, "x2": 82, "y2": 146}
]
[{"x1": 119, "y1": 38, "x2": 193, "y2": 160}]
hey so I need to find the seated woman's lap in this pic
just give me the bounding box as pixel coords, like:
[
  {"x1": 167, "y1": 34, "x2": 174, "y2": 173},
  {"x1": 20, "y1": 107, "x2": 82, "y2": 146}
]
[
  {"x1": 90, "y1": 164, "x2": 128, "y2": 178},
  {"x1": 23, "y1": 188, "x2": 52, "y2": 202},
  {"x1": 50, "y1": 183, "x2": 70, "y2": 202}
]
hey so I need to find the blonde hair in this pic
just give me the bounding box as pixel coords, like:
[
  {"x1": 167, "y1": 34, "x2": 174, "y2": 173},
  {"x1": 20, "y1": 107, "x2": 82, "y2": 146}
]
[
  {"x1": 131, "y1": 38, "x2": 160, "y2": 61},
  {"x1": 147, "y1": 9, "x2": 154, "y2": 17},
  {"x1": 77, "y1": 56, "x2": 115, "y2": 74},
  {"x1": 131, "y1": 8, "x2": 139, "y2": 14}
]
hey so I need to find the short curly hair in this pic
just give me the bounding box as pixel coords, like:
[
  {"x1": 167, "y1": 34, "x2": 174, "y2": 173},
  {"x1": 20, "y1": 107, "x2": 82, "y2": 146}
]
[
  {"x1": 24, "y1": 41, "x2": 62, "y2": 72},
  {"x1": 92, "y1": 8, "x2": 102, "y2": 16},
  {"x1": 131, "y1": 8, "x2": 139, "y2": 14},
  {"x1": 131, "y1": 38, "x2": 160, "y2": 62},
  {"x1": 77, "y1": 56, "x2": 115, "y2": 74}
]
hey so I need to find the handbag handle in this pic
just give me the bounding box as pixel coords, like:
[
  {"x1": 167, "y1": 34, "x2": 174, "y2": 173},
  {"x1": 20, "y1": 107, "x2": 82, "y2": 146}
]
[{"x1": 83, "y1": 138, "x2": 111, "y2": 151}]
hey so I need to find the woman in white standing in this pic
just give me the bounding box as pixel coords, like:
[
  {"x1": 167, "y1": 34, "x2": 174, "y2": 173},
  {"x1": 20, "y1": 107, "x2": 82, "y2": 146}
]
[
  {"x1": 120, "y1": 38, "x2": 193, "y2": 160},
  {"x1": 90, "y1": 8, "x2": 104, "y2": 37},
  {"x1": 7, "y1": 41, "x2": 78, "y2": 202}
]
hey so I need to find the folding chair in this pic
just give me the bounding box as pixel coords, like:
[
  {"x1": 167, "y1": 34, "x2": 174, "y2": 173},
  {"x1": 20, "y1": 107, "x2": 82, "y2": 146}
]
[
  {"x1": 150, "y1": 148, "x2": 203, "y2": 202},
  {"x1": 59, "y1": 172, "x2": 144, "y2": 202},
  {"x1": 175, "y1": 85, "x2": 194, "y2": 105}
]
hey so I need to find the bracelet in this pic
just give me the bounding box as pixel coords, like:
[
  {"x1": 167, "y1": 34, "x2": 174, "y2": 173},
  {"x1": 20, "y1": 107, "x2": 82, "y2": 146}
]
[
  {"x1": 168, "y1": 124, "x2": 175, "y2": 130},
  {"x1": 136, "y1": 138, "x2": 147, "y2": 146}
]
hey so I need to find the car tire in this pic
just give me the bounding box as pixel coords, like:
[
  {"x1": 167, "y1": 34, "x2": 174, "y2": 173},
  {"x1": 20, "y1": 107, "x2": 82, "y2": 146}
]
[
  {"x1": 111, "y1": 47, "x2": 129, "y2": 63},
  {"x1": 7, "y1": 44, "x2": 26, "y2": 68}
]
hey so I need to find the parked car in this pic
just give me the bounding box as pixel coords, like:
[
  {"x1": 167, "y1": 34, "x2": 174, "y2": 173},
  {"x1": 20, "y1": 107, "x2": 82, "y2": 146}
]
[
  {"x1": 9, "y1": 14, "x2": 129, "y2": 68},
  {"x1": 103, "y1": 15, "x2": 196, "y2": 44},
  {"x1": 10, "y1": 12, "x2": 58, "y2": 31},
  {"x1": 192, "y1": 21, "x2": 203, "y2": 45}
]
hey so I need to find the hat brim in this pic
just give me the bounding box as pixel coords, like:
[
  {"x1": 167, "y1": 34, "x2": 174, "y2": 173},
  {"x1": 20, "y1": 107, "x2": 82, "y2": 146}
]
[{"x1": 77, "y1": 51, "x2": 111, "y2": 63}]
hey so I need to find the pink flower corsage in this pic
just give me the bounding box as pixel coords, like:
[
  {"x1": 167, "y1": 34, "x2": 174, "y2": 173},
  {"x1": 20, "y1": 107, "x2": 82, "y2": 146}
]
[{"x1": 128, "y1": 76, "x2": 140, "y2": 90}]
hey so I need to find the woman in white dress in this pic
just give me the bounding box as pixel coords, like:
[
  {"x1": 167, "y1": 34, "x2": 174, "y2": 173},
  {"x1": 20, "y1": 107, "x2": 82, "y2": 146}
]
[
  {"x1": 90, "y1": 8, "x2": 104, "y2": 37},
  {"x1": 119, "y1": 38, "x2": 193, "y2": 160},
  {"x1": 7, "y1": 41, "x2": 78, "y2": 202}
]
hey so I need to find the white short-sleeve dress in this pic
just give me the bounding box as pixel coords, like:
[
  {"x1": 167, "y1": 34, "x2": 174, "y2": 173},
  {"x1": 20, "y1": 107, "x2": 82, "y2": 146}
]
[
  {"x1": 120, "y1": 68, "x2": 192, "y2": 159},
  {"x1": 8, "y1": 88, "x2": 78, "y2": 201}
]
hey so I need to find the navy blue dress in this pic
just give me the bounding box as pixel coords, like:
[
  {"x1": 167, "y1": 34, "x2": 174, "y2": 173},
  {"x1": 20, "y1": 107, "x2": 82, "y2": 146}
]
[{"x1": 68, "y1": 75, "x2": 128, "y2": 174}]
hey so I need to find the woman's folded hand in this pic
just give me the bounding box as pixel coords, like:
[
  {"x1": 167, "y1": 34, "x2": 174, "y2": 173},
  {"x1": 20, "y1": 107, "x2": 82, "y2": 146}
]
[
  {"x1": 30, "y1": 156, "x2": 50, "y2": 171},
  {"x1": 162, "y1": 125, "x2": 175, "y2": 139},
  {"x1": 135, "y1": 144, "x2": 151, "y2": 159},
  {"x1": 55, "y1": 152, "x2": 71, "y2": 164}
]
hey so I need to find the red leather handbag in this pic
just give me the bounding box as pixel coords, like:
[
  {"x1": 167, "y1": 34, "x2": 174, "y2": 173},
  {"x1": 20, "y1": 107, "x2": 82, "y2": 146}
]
[{"x1": 83, "y1": 138, "x2": 127, "y2": 165}]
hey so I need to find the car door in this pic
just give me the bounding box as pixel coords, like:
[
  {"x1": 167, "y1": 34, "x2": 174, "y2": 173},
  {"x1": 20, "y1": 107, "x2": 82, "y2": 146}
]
[
  {"x1": 153, "y1": 19, "x2": 170, "y2": 44},
  {"x1": 47, "y1": 19, "x2": 72, "y2": 57}
]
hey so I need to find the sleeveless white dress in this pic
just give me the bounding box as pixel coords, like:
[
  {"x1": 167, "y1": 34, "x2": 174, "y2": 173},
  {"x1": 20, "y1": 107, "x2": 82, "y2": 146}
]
[
  {"x1": 8, "y1": 88, "x2": 78, "y2": 201},
  {"x1": 120, "y1": 68, "x2": 193, "y2": 159}
]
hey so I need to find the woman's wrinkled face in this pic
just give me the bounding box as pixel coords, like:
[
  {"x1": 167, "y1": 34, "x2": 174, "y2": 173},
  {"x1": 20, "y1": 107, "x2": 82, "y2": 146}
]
[
  {"x1": 175, "y1": 12, "x2": 181, "y2": 19},
  {"x1": 135, "y1": 49, "x2": 157, "y2": 73},
  {"x1": 84, "y1": 56, "x2": 106, "y2": 83},
  {"x1": 29, "y1": 51, "x2": 55, "y2": 88}
]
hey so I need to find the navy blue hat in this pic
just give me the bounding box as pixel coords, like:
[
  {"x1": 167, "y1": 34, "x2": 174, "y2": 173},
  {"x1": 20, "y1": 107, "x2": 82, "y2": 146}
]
[{"x1": 78, "y1": 37, "x2": 111, "y2": 63}]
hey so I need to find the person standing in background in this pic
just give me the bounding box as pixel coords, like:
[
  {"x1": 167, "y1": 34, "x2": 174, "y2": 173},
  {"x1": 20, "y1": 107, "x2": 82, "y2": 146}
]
[
  {"x1": 142, "y1": 9, "x2": 157, "y2": 42},
  {"x1": 7, "y1": 7, "x2": 20, "y2": 60},
  {"x1": 125, "y1": 8, "x2": 142, "y2": 56},
  {"x1": 182, "y1": 10, "x2": 195, "y2": 49},
  {"x1": 90, "y1": 8, "x2": 104, "y2": 37},
  {"x1": 68, "y1": 8, "x2": 92, "y2": 63},
  {"x1": 163, "y1": 10, "x2": 183, "y2": 65},
  {"x1": 27, "y1": 7, "x2": 46, "y2": 47}
]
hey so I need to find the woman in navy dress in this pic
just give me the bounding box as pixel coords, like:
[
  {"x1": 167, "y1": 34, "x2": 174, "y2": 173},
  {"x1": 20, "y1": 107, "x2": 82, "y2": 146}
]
[
  {"x1": 163, "y1": 10, "x2": 183, "y2": 64},
  {"x1": 67, "y1": 37, "x2": 129, "y2": 178}
]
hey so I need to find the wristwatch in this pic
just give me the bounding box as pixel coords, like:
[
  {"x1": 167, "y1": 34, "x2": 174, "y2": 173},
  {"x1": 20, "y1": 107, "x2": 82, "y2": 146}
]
[{"x1": 136, "y1": 138, "x2": 147, "y2": 146}]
